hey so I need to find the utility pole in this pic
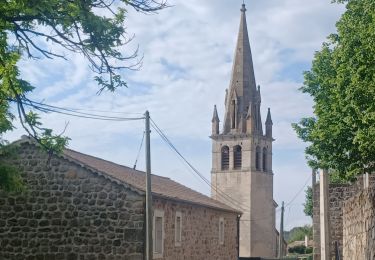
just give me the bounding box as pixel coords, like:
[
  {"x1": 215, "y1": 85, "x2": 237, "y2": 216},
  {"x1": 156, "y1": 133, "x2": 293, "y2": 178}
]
[
  {"x1": 145, "y1": 111, "x2": 153, "y2": 260},
  {"x1": 278, "y1": 201, "x2": 285, "y2": 259},
  {"x1": 312, "y1": 168, "x2": 316, "y2": 257},
  {"x1": 320, "y1": 169, "x2": 330, "y2": 260}
]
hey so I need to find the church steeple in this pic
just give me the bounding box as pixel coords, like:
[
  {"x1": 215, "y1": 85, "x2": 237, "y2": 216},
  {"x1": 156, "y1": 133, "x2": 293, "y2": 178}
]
[
  {"x1": 210, "y1": 4, "x2": 276, "y2": 259},
  {"x1": 210, "y1": 3, "x2": 276, "y2": 257},
  {"x1": 223, "y1": 3, "x2": 259, "y2": 134}
]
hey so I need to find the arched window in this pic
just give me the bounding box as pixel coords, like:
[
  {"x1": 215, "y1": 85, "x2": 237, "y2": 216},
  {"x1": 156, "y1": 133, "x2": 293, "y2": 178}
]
[
  {"x1": 233, "y1": 145, "x2": 242, "y2": 170},
  {"x1": 263, "y1": 147, "x2": 267, "y2": 172},
  {"x1": 255, "y1": 146, "x2": 261, "y2": 171},
  {"x1": 221, "y1": 146, "x2": 230, "y2": 170}
]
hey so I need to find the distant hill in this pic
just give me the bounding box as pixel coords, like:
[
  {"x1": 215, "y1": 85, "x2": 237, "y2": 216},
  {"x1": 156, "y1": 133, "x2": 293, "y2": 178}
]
[{"x1": 284, "y1": 225, "x2": 312, "y2": 243}]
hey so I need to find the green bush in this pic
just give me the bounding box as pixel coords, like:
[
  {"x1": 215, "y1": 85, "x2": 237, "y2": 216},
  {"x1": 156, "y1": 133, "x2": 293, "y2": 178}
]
[{"x1": 288, "y1": 245, "x2": 313, "y2": 255}]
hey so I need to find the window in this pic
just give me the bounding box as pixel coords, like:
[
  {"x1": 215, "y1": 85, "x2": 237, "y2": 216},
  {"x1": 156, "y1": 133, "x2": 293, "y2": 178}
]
[
  {"x1": 262, "y1": 147, "x2": 267, "y2": 172},
  {"x1": 175, "y1": 211, "x2": 182, "y2": 247},
  {"x1": 153, "y1": 210, "x2": 164, "y2": 258},
  {"x1": 233, "y1": 145, "x2": 242, "y2": 169},
  {"x1": 219, "y1": 217, "x2": 224, "y2": 245},
  {"x1": 255, "y1": 146, "x2": 261, "y2": 171},
  {"x1": 221, "y1": 146, "x2": 230, "y2": 170}
]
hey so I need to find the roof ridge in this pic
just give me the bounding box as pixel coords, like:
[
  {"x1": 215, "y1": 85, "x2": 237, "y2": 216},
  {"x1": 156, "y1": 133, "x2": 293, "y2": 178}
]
[{"x1": 64, "y1": 148, "x2": 171, "y2": 180}]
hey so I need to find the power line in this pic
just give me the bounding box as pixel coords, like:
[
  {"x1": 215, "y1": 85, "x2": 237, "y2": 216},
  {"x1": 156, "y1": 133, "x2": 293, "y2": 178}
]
[
  {"x1": 24, "y1": 99, "x2": 143, "y2": 115},
  {"x1": 133, "y1": 131, "x2": 145, "y2": 170},
  {"x1": 149, "y1": 118, "x2": 248, "y2": 211},
  {"x1": 19, "y1": 99, "x2": 144, "y2": 121},
  {"x1": 50, "y1": 107, "x2": 143, "y2": 115},
  {"x1": 150, "y1": 117, "x2": 252, "y2": 212},
  {"x1": 17, "y1": 99, "x2": 271, "y2": 215},
  {"x1": 285, "y1": 175, "x2": 311, "y2": 208},
  {"x1": 149, "y1": 119, "x2": 242, "y2": 208}
]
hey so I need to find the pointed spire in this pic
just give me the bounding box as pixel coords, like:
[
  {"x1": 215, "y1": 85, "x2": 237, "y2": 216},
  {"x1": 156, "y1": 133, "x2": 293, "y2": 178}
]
[
  {"x1": 266, "y1": 108, "x2": 272, "y2": 125},
  {"x1": 232, "y1": 1, "x2": 257, "y2": 99},
  {"x1": 212, "y1": 105, "x2": 220, "y2": 122},
  {"x1": 265, "y1": 108, "x2": 273, "y2": 138},
  {"x1": 212, "y1": 105, "x2": 220, "y2": 135},
  {"x1": 223, "y1": 2, "x2": 258, "y2": 134}
]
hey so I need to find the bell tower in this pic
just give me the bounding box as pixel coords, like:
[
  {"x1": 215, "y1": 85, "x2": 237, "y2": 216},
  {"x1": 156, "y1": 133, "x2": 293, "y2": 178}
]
[{"x1": 210, "y1": 3, "x2": 276, "y2": 257}]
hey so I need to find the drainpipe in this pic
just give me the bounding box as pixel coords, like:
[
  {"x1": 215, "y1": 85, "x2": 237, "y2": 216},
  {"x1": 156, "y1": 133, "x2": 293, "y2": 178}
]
[{"x1": 237, "y1": 214, "x2": 241, "y2": 260}]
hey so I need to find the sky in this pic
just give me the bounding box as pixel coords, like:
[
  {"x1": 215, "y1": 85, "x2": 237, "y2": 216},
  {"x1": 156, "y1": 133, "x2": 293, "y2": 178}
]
[{"x1": 5, "y1": 0, "x2": 346, "y2": 230}]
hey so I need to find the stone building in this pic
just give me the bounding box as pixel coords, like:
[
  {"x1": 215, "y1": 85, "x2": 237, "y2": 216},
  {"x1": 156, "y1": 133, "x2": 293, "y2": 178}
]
[
  {"x1": 313, "y1": 173, "x2": 375, "y2": 260},
  {"x1": 0, "y1": 137, "x2": 240, "y2": 260},
  {"x1": 210, "y1": 3, "x2": 276, "y2": 258},
  {"x1": 343, "y1": 188, "x2": 375, "y2": 259}
]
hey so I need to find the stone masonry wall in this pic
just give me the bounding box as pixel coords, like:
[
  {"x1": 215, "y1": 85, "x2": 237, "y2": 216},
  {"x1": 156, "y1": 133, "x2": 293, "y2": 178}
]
[
  {"x1": 0, "y1": 142, "x2": 145, "y2": 260},
  {"x1": 313, "y1": 182, "x2": 360, "y2": 260},
  {"x1": 343, "y1": 190, "x2": 375, "y2": 260},
  {"x1": 153, "y1": 197, "x2": 238, "y2": 260}
]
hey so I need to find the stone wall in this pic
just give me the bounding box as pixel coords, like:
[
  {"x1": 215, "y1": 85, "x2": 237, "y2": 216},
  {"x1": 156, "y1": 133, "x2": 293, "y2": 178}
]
[
  {"x1": 312, "y1": 182, "x2": 360, "y2": 260},
  {"x1": 343, "y1": 189, "x2": 375, "y2": 259},
  {"x1": 0, "y1": 142, "x2": 145, "y2": 260},
  {"x1": 153, "y1": 197, "x2": 239, "y2": 260}
]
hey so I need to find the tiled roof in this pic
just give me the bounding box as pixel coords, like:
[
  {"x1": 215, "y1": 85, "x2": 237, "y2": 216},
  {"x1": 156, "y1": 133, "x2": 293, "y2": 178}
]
[{"x1": 63, "y1": 149, "x2": 240, "y2": 214}]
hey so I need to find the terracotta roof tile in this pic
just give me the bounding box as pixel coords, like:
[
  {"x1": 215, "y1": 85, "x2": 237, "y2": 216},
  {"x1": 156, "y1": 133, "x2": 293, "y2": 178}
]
[{"x1": 63, "y1": 149, "x2": 240, "y2": 213}]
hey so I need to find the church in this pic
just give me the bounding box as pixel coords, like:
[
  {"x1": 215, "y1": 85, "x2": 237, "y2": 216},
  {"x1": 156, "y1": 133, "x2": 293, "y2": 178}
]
[{"x1": 210, "y1": 3, "x2": 277, "y2": 258}]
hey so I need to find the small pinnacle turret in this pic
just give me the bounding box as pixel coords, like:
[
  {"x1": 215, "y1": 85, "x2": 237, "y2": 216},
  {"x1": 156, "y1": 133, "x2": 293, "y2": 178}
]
[
  {"x1": 212, "y1": 105, "x2": 220, "y2": 135},
  {"x1": 265, "y1": 108, "x2": 273, "y2": 138}
]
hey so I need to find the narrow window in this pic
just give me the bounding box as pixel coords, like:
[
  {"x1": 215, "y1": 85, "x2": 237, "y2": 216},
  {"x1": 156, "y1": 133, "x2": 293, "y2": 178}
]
[
  {"x1": 233, "y1": 145, "x2": 242, "y2": 169},
  {"x1": 175, "y1": 211, "x2": 182, "y2": 247},
  {"x1": 153, "y1": 210, "x2": 164, "y2": 258},
  {"x1": 219, "y1": 217, "x2": 225, "y2": 245},
  {"x1": 263, "y1": 147, "x2": 267, "y2": 172},
  {"x1": 231, "y1": 100, "x2": 236, "y2": 129},
  {"x1": 221, "y1": 146, "x2": 230, "y2": 170},
  {"x1": 255, "y1": 146, "x2": 261, "y2": 171}
]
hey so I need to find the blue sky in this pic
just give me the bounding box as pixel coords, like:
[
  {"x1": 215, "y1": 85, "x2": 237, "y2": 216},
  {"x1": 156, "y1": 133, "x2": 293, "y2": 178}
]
[{"x1": 5, "y1": 0, "x2": 346, "y2": 230}]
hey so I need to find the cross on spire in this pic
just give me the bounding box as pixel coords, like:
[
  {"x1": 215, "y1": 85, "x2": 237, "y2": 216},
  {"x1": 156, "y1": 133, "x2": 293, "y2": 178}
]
[{"x1": 241, "y1": 2, "x2": 246, "y2": 12}]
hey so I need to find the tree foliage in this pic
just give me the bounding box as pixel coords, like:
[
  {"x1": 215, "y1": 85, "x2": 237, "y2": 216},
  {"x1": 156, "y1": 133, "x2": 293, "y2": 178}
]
[
  {"x1": 303, "y1": 186, "x2": 313, "y2": 218},
  {"x1": 0, "y1": 0, "x2": 167, "y2": 191},
  {"x1": 0, "y1": 140, "x2": 24, "y2": 192},
  {"x1": 284, "y1": 225, "x2": 312, "y2": 243},
  {"x1": 293, "y1": 0, "x2": 375, "y2": 180}
]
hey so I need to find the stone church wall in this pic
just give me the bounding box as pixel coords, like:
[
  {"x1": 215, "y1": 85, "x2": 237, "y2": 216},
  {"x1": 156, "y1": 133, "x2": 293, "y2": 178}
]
[
  {"x1": 343, "y1": 189, "x2": 375, "y2": 259},
  {"x1": 0, "y1": 143, "x2": 145, "y2": 260},
  {"x1": 153, "y1": 197, "x2": 239, "y2": 260}
]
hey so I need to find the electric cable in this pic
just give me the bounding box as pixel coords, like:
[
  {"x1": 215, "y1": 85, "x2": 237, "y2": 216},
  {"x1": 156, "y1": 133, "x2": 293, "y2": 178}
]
[
  {"x1": 285, "y1": 175, "x2": 312, "y2": 208},
  {"x1": 150, "y1": 117, "x2": 252, "y2": 212},
  {"x1": 19, "y1": 99, "x2": 144, "y2": 121},
  {"x1": 133, "y1": 131, "x2": 145, "y2": 170}
]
